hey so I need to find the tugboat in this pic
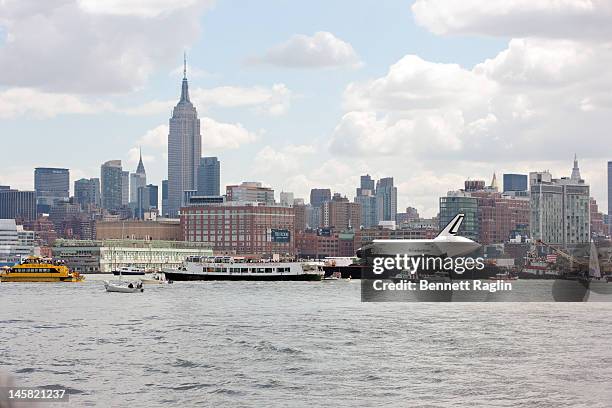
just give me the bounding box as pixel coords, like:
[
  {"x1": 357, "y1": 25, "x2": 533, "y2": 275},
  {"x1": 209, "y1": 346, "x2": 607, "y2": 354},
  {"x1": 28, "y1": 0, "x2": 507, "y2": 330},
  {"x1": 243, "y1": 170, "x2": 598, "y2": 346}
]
[{"x1": 0, "y1": 256, "x2": 84, "y2": 282}]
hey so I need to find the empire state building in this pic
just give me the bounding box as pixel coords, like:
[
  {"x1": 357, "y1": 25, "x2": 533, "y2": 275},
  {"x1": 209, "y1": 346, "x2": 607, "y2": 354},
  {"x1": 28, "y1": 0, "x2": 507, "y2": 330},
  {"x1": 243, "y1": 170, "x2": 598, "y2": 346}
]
[{"x1": 167, "y1": 54, "x2": 201, "y2": 217}]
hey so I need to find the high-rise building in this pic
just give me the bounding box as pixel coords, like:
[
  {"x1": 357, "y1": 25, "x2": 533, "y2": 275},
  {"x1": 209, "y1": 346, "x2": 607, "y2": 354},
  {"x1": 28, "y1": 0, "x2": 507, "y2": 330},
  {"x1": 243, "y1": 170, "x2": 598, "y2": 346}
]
[
  {"x1": 503, "y1": 174, "x2": 528, "y2": 192},
  {"x1": 101, "y1": 160, "x2": 123, "y2": 211},
  {"x1": 34, "y1": 167, "x2": 69, "y2": 213},
  {"x1": 0, "y1": 188, "x2": 37, "y2": 221},
  {"x1": 162, "y1": 180, "x2": 169, "y2": 217},
  {"x1": 130, "y1": 150, "x2": 147, "y2": 205},
  {"x1": 608, "y1": 161, "x2": 612, "y2": 218},
  {"x1": 136, "y1": 184, "x2": 158, "y2": 220},
  {"x1": 355, "y1": 192, "x2": 377, "y2": 228},
  {"x1": 310, "y1": 188, "x2": 331, "y2": 208},
  {"x1": 356, "y1": 174, "x2": 375, "y2": 197},
  {"x1": 322, "y1": 194, "x2": 361, "y2": 231},
  {"x1": 280, "y1": 192, "x2": 294, "y2": 206},
  {"x1": 197, "y1": 157, "x2": 220, "y2": 196},
  {"x1": 439, "y1": 192, "x2": 479, "y2": 242},
  {"x1": 226, "y1": 182, "x2": 275, "y2": 204},
  {"x1": 167, "y1": 55, "x2": 201, "y2": 216},
  {"x1": 74, "y1": 178, "x2": 101, "y2": 209},
  {"x1": 121, "y1": 171, "x2": 130, "y2": 206},
  {"x1": 376, "y1": 177, "x2": 397, "y2": 222},
  {"x1": 530, "y1": 158, "x2": 590, "y2": 246},
  {"x1": 355, "y1": 175, "x2": 378, "y2": 228}
]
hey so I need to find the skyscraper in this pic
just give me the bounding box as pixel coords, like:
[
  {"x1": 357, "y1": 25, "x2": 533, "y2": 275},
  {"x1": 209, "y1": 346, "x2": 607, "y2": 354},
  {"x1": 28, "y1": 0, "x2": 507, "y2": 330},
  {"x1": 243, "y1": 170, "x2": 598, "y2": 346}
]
[
  {"x1": 197, "y1": 157, "x2": 220, "y2": 196},
  {"x1": 503, "y1": 174, "x2": 528, "y2": 192},
  {"x1": 162, "y1": 180, "x2": 169, "y2": 217},
  {"x1": 310, "y1": 188, "x2": 331, "y2": 208},
  {"x1": 607, "y1": 162, "x2": 612, "y2": 218},
  {"x1": 376, "y1": 177, "x2": 397, "y2": 222},
  {"x1": 34, "y1": 168, "x2": 69, "y2": 213},
  {"x1": 167, "y1": 54, "x2": 201, "y2": 216},
  {"x1": 354, "y1": 175, "x2": 377, "y2": 228},
  {"x1": 121, "y1": 171, "x2": 129, "y2": 206},
  {"x1": 74, "y1": 178, "x2": 101, "y2": 208},
  {"x1": 0, "y1": 188, "x2": 36, "y2": 221},
  {"x1": 101, "y1": 160, "x2": 123, "y2": 211},
  {"x1": 130, "y1": 150, "x2": 147, "y2": 204}
]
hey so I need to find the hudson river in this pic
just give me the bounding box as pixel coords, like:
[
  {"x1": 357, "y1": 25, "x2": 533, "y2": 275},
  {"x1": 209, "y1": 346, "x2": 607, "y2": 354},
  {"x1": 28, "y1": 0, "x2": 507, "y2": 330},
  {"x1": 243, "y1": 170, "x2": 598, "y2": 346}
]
[{"x1": 1, "y1": 278, "x2": 612, "y2": 407}]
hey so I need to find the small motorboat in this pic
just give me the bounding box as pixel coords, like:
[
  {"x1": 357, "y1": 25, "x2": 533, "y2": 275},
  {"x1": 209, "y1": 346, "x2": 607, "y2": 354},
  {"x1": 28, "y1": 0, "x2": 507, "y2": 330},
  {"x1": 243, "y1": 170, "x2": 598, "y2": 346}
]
[
  {"x1": 140, "y1": 272, "x2": 173, "y2": 285},
  {"x1": 112, "y1": 266, "x2": 145, "y2": 276},
  {"x1": 323, "y1": 272, "x2": 341, "y2": 281},
  {"x1": 104, "y1": 280, "x2": 144, "y2": 293}
]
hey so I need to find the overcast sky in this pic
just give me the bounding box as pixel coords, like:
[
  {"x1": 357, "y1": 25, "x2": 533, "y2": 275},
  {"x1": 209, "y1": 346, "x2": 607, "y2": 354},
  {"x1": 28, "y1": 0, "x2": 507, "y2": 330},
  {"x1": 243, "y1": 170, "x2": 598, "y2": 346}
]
[{"x1": 1, "y1": 0, "x2": 611, "y2": 217}]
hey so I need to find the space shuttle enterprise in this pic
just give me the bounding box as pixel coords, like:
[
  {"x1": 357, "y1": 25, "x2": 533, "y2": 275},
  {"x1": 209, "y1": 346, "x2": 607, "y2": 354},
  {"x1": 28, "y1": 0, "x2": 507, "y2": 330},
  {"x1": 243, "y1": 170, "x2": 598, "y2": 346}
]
[{"x1": 356, "y1": 214, "x2": 481, "y2": 260}]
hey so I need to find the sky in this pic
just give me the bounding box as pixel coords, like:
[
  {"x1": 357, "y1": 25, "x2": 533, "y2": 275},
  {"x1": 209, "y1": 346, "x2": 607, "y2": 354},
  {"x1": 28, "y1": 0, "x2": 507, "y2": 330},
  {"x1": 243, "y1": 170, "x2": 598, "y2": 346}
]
[{"x1": 1, "y1": 0, "x2": 612, "y2": 217}]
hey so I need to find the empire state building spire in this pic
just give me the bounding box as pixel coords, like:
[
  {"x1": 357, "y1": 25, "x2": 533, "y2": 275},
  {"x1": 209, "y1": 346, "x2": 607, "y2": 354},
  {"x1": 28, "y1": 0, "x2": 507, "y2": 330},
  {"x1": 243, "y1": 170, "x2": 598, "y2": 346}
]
[{"x1": 180, "y1": 51, "x2": 190, "y2": 103}]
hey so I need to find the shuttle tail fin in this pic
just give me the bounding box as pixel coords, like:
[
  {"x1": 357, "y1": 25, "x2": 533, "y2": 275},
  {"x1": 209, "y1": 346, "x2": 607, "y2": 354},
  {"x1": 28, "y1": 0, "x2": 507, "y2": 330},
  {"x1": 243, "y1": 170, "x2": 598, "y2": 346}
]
[{"x1": 436, "y1": 214, "x2": 464, "y2": 238}]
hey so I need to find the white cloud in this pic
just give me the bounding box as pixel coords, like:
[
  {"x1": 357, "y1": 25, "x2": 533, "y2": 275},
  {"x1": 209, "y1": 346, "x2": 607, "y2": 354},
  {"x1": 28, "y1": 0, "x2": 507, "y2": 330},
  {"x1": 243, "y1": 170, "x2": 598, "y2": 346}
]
[
  {"x1": 0, "y1": 87, "x2": 112, "y2": 118},
  {"x1": 343, "y1": 54, "x2": 496, "y2": 114},
  {"x1": 77, "y1": 0, "x2": 205, "y2": 18},
  {"x1": 249, "y1": 31, "x2": 361, "y2": 68},
  {"x1": 0, "y1": 0, "x2": 213, "y2": 94},
  {"x1": 254, "y1": 144, "x2": 316, "y2": 174},
  {"x1": 137, "y1": 124, "x2": 169, "y2": 148},
  {"x1": 201, "y1": 117, "x2": 259, "y2": 150},
  {"x1": 412, "y1": 0, "x2": 612, "y2": 39},
  {"x1": 191, "y1": 83, "x2": 293, "y2": 116}
]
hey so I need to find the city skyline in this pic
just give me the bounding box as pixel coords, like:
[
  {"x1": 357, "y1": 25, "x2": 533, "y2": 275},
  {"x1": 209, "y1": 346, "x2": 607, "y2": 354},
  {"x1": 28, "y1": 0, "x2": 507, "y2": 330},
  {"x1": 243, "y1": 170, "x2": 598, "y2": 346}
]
[{"x1": 1, "y1": 1, "x2": 612, "y2": 217}]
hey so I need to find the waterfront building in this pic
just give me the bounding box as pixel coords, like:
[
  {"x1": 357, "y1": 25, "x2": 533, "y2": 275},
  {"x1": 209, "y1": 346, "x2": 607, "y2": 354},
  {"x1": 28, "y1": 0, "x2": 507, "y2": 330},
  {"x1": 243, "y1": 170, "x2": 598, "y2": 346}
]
[
  {"x1": 0, "y1": 188, "x2": 37, "y2": 221},
  {"x1": 226, "y1": 182, "x2": 275, "y2": 204},
  {"x1": 181, "y1": 202, "x2": 294, "y2": 256},
  {"x1": 197, "y1": 157, "x2": 220, "y2": 196},
  {"x1": 439, "y1": 192, "x2": 480, "y2": 242},
  {"x1": 295, "y1": 230, "x2": 355, "y2": 258},
  {"x1": 52, "y1": 239, "x2": 212, "y2": 273},
  {"x1": 130, "y1": 150, "x2": 147, "y2": 205},
  {"x1": 530, "y1": 159, "x2": 590, "y2": 246},
  {"x1": 322, "y1": 194, "x2": 361, "y2": 231},
  {"x1": 96, "y1": 219, "x2": 181, "y2": 241},
  {"x1": 310, "y1": 188, "x2": 331, "y2": 208},
  {"x1": 0, "y1": 219, "x2": 36, "y2": 262},
  {"x1": 376, "y1": 177, "x2": 397, "y2": 222},
  {"x1": 503, "y1": 174, "x2": 528, "y2": 192},
  {"x1": 167, "y1": 55, "x2": 201, "y2": 217},
  {"x1": 280, "y1": 191, "x2": 294, "y2": 207},
  {"x1": 74, "y1": 178, "x2": 101, "y2": 209},
  {"x1": 34, "y1": 168, "x2": 69, "y2": 214},
  {"x1": 100, "y1": 160, "x2": 123, "y2": 211}
]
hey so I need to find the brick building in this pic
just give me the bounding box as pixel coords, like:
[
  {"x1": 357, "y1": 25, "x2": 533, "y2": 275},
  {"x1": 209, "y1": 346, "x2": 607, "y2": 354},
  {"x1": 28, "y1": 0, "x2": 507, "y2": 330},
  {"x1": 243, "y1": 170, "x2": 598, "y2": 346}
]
[{"x1": 181, "y1": 203, "x2": 294, "y2": 256}]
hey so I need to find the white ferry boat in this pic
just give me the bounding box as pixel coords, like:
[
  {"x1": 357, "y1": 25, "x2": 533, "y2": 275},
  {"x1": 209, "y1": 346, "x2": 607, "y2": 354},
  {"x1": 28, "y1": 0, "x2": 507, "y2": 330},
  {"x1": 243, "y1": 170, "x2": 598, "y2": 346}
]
[{"x1": 163, "y1": 256, "x2": 323, "y2": 281}]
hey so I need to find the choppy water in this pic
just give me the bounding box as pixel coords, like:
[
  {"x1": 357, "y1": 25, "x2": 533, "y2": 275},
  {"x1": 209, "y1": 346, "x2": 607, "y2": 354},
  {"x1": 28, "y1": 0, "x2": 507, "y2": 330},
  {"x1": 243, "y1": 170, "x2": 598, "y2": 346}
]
[{"x1": 1, "y1": 276, "x2": 612, "y2": 407}]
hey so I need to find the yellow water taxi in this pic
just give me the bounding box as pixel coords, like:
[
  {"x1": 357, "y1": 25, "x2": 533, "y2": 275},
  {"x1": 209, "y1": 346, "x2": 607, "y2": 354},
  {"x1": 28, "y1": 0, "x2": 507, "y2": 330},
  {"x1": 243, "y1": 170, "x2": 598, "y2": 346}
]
[{"x1": 0, "y1": 256, "x2": 84, "y2": 282}]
